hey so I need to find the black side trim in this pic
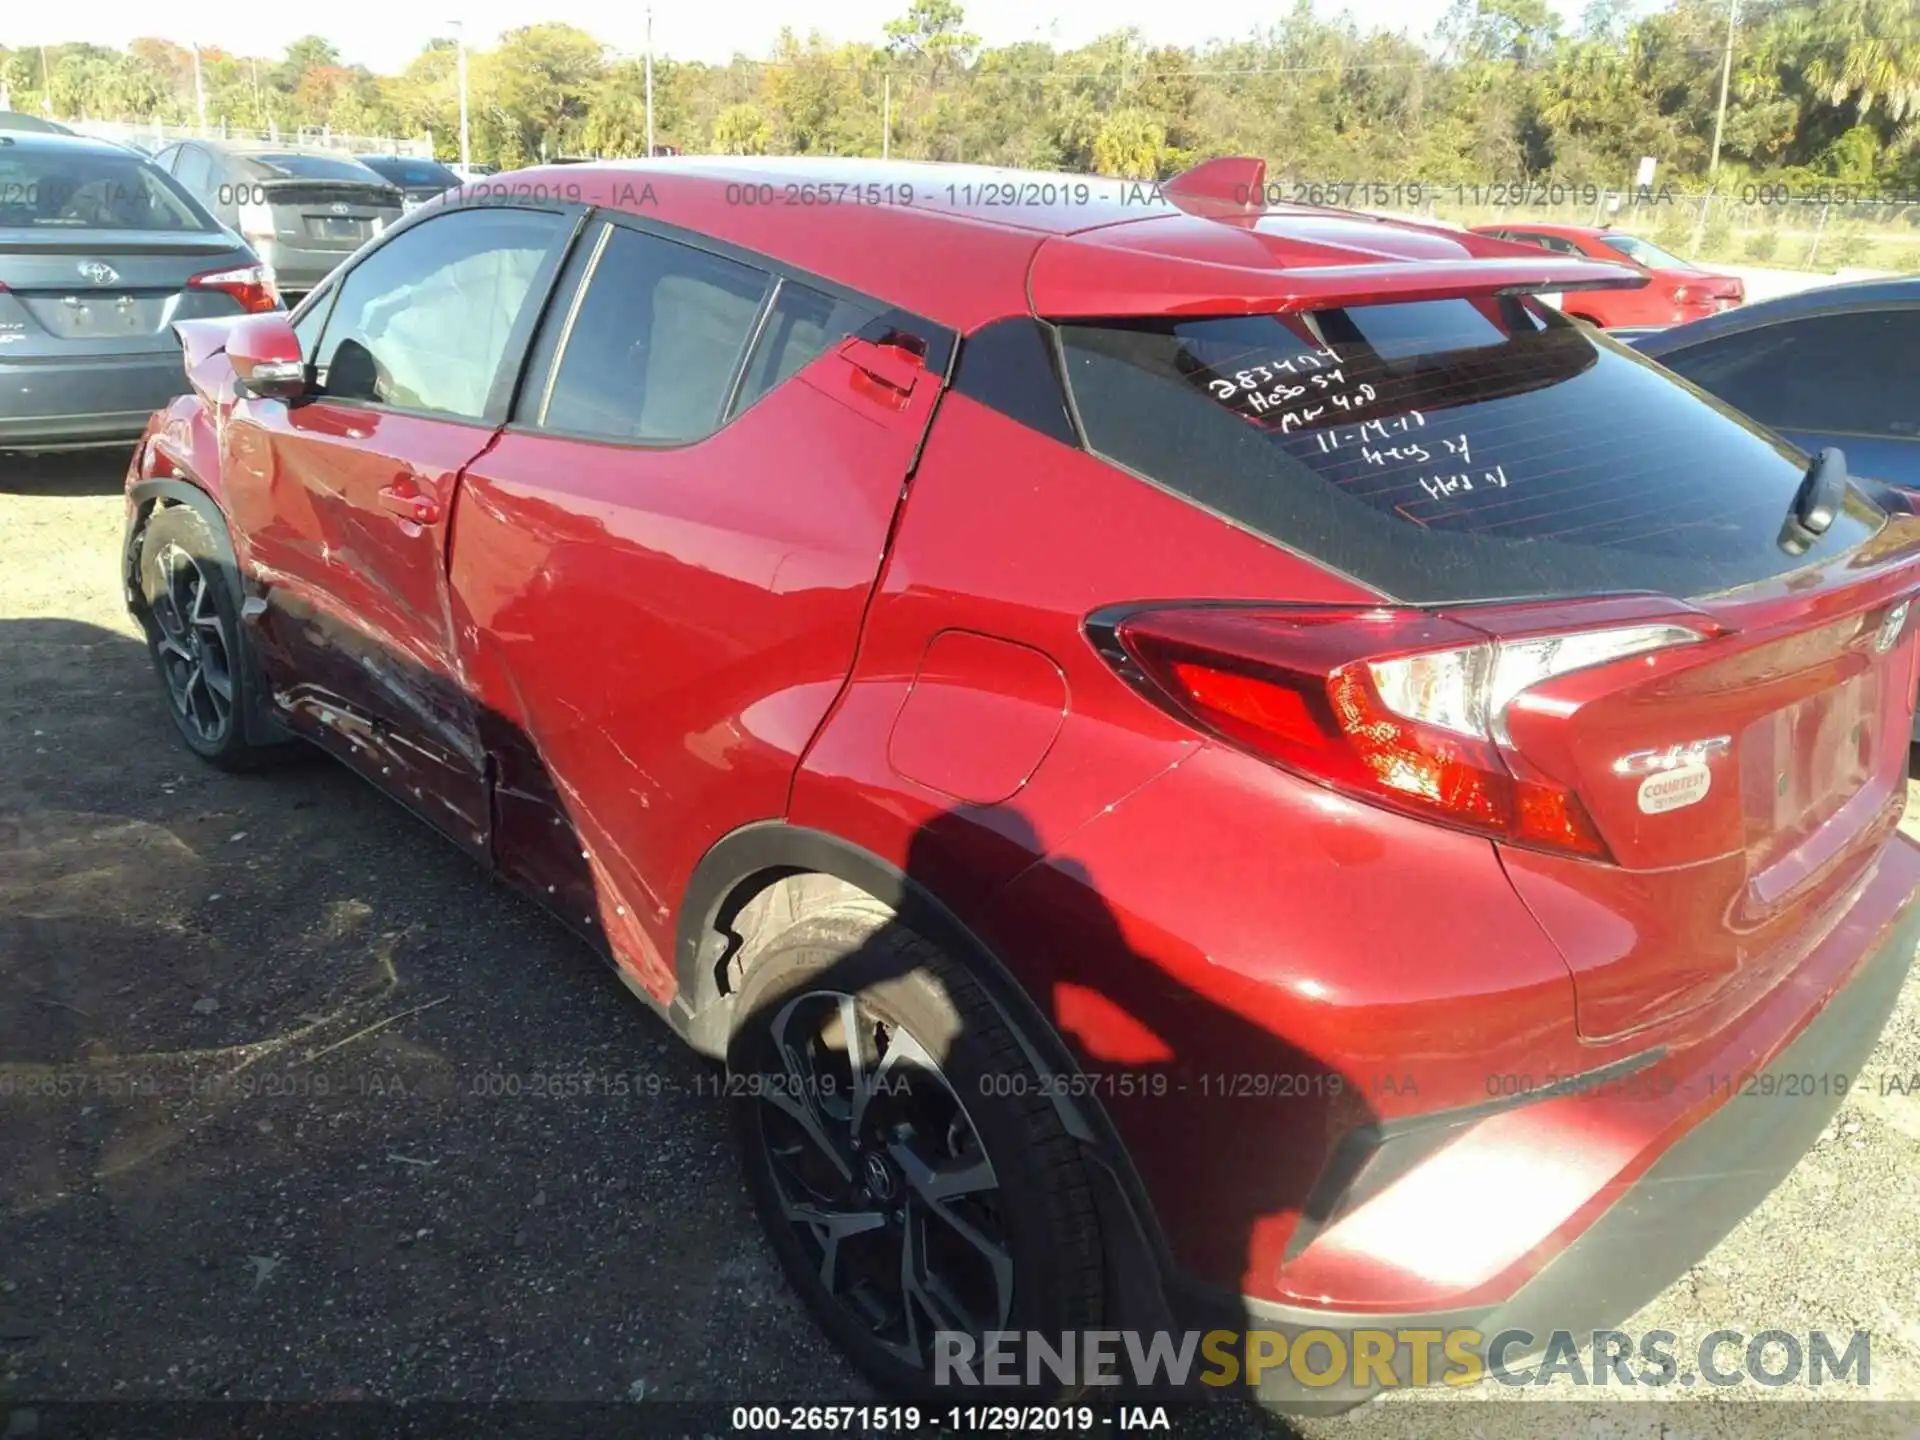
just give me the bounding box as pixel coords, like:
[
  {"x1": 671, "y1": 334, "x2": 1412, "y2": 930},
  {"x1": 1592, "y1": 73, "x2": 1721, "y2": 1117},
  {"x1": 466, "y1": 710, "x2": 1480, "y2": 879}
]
[
  {"x1": 951, "y1": 316, "x2": 1077, "y2": 446},
  {"x1": 670, "y1": 820, "x2": 1179, "y2": 1332}
]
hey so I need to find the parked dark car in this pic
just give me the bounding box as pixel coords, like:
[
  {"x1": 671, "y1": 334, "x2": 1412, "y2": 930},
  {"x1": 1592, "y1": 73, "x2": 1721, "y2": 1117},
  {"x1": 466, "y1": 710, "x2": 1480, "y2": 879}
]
[
  {"x1": 0, "y1": 110, "x2": 76, "y2": 135},
  {"x1": 124, "y1": 154, "x2": 1920, "y2": 1410},
  {"x1": 355, "y1": 154, "x2": 464, "y2": 212},
  {"x1": 150, "y1": 140, "x2": 403, "y2": 303},
  {"x1": 0, "y1": 132, "x2": 275, "y2": 451},
  {"x1": 1627, "y1": 278, "x2": 1920, "y2": 489},
  {"x1": 1628, "y1": 278, "x2": 1920, "y2": 740}
]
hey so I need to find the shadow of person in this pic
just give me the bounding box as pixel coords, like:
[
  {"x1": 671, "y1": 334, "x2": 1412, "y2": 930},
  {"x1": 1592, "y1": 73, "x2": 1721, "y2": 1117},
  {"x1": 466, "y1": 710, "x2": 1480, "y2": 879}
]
[{"x1": 723, "y1": 799, "x2": 1380, "y2": 1432}]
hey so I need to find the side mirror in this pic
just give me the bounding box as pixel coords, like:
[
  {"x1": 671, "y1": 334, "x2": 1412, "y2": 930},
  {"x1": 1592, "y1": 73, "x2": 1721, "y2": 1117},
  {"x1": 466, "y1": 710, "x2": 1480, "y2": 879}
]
[{"x1": 226, "y1": 312, "x2": 306, "y2": 401}]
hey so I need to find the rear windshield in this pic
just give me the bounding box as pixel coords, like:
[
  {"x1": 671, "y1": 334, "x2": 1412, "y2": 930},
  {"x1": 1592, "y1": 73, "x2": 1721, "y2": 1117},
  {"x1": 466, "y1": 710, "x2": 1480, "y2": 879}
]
[
  {"x1": 360, "y1": 157, "x2": 461, "y2": 189},
  {"x1": 1057, "y1": 298, "x2": 1881, "y2": 604},
  {"x1": 0, "y1": 148, "x2": 211, "y2": 231},
  {"x1": 243, "y1": 153, "x2": 383, "y2": 183}
]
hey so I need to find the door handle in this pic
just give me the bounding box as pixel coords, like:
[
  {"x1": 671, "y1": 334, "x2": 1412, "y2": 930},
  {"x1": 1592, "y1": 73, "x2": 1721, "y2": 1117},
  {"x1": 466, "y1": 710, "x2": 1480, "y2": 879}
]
[
  {"x1": 836, "y1": 336, "x2": 922, "y2": 406},
  {"x1": 377, "y1": 483, "x2": 441, "y2": 526}
]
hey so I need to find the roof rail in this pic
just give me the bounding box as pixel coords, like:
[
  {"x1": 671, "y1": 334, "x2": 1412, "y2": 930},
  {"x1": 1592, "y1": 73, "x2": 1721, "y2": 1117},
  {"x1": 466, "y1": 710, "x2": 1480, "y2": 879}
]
[{"x1": 1161, "y1": 155, "x2": 1267, "y2": 217}]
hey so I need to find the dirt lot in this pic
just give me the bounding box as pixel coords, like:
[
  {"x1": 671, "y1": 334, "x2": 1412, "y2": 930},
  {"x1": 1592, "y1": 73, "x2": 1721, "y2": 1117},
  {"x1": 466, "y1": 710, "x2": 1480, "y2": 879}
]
[{"x1": 4, "y1": 451, "x2": 1920, "y2": 1434}]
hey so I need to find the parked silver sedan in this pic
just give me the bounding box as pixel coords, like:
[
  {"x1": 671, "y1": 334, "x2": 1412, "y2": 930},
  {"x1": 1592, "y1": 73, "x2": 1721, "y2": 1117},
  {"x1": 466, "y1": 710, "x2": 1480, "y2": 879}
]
[{"x1": 0, "y1": 132, "x2": 277, "y2": 451}]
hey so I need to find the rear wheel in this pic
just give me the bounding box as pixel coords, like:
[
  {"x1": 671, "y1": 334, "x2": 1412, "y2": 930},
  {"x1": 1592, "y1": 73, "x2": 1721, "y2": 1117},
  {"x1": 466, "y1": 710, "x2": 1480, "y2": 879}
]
[
  {"x1": 729, "y1": 904, "x2": 1105, "y2": 1399},
  {"x1": 136, "y1": 504, "x2": 272, "y2": 769}
]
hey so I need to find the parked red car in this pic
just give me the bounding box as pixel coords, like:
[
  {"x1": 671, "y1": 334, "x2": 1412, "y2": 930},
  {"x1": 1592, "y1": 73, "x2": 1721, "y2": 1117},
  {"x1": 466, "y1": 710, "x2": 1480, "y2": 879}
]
[
  {"x1": 1470, "y1": 222, "x2": 1745, "y2": 328},
  {"x1": 125, "y1": 156, "x2": 1919, "y2": 1408}
]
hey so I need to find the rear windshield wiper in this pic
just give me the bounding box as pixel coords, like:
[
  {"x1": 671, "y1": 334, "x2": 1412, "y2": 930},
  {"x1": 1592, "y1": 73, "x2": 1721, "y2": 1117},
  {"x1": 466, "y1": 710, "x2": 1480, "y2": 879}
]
[{"x1": 1778, "y1": 446, "x2": 1847, "y2": 554}]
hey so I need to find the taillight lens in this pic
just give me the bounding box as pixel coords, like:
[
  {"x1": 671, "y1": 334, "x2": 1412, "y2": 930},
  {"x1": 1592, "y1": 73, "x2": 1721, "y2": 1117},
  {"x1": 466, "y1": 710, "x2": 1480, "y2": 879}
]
[
  {"x1": 1104, "y1": 606, "x2": 1706, "y2": 861},
  {"x1": 188, "y1": 263, "x2": 280, "y2": 314}
]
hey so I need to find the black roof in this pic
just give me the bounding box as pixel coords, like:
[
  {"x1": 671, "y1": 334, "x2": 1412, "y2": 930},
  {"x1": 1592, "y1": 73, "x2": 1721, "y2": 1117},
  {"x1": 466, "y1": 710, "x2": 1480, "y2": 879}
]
[
  {"x1": 0, "y1": 129, "x2": 146, "y2": 157},
  {"x1": 1632, "y1": 275, "x2": 1920, "y2": 357},
  {"x1": 0, "y1": 110, "x2": 75, "y2": 135}
]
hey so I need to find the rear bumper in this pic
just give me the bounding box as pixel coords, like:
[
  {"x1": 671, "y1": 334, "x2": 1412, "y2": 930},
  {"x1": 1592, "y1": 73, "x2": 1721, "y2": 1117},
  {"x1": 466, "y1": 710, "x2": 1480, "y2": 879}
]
[
  {"x1": 1175, "y1": 869, "x2": 1920, "y2": 1409},
  {"x1": 0, "y1": 352, "x2": 186, "y2": 449}
]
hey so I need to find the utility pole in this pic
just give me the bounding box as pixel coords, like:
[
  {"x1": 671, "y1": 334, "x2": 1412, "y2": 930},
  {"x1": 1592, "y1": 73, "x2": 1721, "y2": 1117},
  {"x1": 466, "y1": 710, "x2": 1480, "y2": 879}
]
[
  {"x1": 1690, "y1": 0, "x2": 1739, "y2": 257},
  {"x1": 40, "y1": 45, "x2": 52, "y2": 115},
  {"x1": 1707, "y1": 0, "x2": 1738, "y2": 181},
  {"x1": 451, "y1": 20, "x2": 471, "y2": 173},
  {"x1": 645, "y1": 5, "x2": 655, "y2": 156},
  {"x1": 882, "y1": 73, "x2": 891, "y2": 160},
  {"x1": 193, "y1": 43, "x2": 207, "y2": 135}
]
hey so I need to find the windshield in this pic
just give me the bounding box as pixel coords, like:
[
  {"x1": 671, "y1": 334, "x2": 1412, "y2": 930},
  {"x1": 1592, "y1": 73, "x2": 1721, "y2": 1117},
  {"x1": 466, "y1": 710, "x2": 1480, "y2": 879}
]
[
  {"x1": 0, "y1": 148, "x2": 211, "y2": 231},
  {"x1": 243, "y1": 153, "x2": 385, "y2": 183},
  {"x1": 1600, "y1": 234, "x2": 1695, "y2": 271},
  {"x1": 1057, "y1": 297, "x2": 1879, "y2": 604}
]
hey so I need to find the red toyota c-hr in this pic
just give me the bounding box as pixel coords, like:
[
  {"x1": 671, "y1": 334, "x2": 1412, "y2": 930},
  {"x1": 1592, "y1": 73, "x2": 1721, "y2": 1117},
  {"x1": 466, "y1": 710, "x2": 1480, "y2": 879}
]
[{"x1": 124, "y1": 155, "x2": 1919, "y2": 1409}]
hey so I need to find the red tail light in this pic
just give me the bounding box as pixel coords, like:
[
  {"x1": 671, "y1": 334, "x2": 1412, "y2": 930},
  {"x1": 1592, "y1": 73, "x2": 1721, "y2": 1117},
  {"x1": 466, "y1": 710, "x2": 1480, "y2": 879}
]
[
  {"x1": 188, "y1": 263, "x2": 280, "y2": 314},
  {"x1": 1100, "y1": 606, "x2": 1708, "y2": 861}
]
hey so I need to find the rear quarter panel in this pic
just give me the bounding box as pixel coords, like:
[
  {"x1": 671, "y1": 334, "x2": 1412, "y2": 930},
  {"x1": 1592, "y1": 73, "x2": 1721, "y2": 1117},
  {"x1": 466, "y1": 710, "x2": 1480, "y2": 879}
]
[{"x1": 790, "y1": 392, "x2": 1589, "y2": 1303}]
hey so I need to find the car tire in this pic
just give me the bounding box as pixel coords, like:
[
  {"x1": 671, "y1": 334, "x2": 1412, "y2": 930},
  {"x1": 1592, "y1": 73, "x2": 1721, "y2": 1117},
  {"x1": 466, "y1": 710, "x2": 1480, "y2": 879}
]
[
  {"x1": 135, "y1": 503, "x2": 276, "y2": 770},
  {"x1": 729, "y1": 902, "x2": 1106, "y2": 1400}
]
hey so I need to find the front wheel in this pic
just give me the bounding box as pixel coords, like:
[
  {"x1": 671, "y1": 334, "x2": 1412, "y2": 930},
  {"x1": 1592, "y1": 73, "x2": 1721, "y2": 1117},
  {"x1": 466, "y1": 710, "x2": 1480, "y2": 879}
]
[
  {"x1": 136, "y1": 503, "x2": 272, "y2": 769},
  {"x1": 729, "y1": 905, "x2": 1106, "y2": 1399}
]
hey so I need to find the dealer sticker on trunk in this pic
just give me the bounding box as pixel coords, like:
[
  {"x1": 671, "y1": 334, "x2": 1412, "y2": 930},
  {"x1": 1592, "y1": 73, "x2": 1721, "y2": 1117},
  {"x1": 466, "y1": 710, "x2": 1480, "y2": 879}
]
[{"x1": 1638, "y1": 762, "x2": 1712, "y2": 814}]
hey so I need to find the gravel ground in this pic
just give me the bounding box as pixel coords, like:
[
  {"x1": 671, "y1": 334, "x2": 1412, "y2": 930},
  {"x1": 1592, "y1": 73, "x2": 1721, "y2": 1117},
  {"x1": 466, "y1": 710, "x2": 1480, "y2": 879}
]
[{"x1": 3, "y1": 452, "x2": 1919, "y2": 1438}]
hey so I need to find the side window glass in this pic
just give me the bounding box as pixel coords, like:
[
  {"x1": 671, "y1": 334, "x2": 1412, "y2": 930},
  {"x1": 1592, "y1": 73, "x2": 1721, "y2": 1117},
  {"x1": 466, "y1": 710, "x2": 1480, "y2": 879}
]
[
  {"x1": 1662, "y1": 311, "x2": 1920, "y2": 438},
  {"x1": 729, "y1": 281, "x2": 878, "y2": 419},
  {"x1": 535, "y1": 225, "x2": 770, "y2": 443},
  {"x1": 1508, "y1": 232, "x2": 1574, "y2": 255},
  {"x1": 154, "y1": 145, "x2": 179, "y2": 174},
  {"x1": 174, "y1": 148, "x2": 213, "y2": 194},
  {"x1": 292, "y1": 284, "x2": 334, "y2": 366},
  {"x1": 314, "y1": 207, "x2": 567, "y2": 421}
]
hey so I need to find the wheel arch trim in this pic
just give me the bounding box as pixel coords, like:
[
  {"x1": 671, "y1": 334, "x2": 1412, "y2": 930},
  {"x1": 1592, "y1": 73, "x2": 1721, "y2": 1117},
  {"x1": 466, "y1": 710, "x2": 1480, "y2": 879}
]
[
  {"x1": 124, "y1": 477, "x2": 238, "y2": 610},
  {"x1": 124, "y1": 476, "x2": 287, "y2": 748}
]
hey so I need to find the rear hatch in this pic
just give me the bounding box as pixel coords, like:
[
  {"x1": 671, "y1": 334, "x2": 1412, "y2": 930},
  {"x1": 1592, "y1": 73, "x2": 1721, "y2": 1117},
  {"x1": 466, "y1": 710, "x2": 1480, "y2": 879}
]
[
  {"x1": 1055, "y1": 267, "x2": 1920, "y2": 1043},
  {"x1": 0, "y1": 230, "x2": 259, "y2": 358}
]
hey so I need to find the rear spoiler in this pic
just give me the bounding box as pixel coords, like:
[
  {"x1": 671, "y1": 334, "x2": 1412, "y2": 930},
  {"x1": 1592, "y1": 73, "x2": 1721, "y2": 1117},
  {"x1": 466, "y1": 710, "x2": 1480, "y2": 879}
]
[
  {"x1": 1029, "y1": 243, "x2": 1651, "y2": 320},
  {"x1": 252, "y1": 176, "x2": 404, "y2": 204}
]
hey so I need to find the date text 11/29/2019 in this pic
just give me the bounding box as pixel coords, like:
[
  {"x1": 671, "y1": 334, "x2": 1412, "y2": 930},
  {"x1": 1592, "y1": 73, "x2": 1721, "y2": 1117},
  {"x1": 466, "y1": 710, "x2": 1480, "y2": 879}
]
[{"x1": 728, "y1": 1405, "x2": 1170, "y2": 1431}]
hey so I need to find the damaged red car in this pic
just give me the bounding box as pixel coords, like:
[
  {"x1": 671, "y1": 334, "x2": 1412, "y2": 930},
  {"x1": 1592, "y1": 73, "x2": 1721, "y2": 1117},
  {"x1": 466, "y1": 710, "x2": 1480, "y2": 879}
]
[{"x1": 125, "y1": 156, "x2": 1920, "y2": 1409}]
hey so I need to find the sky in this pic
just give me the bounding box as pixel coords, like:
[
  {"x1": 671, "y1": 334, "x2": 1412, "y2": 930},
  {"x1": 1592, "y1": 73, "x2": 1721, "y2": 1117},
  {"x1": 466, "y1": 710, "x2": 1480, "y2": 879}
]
[{"x1": 5, "y1": 0, "x2": 1601, "y2": 73}]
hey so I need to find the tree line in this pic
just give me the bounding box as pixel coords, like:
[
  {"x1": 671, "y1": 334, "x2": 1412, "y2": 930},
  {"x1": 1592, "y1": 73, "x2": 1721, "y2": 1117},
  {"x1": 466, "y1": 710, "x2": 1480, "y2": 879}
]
[{"x1": 3, "y1": 0, "x2": 1919, "y2": 190}]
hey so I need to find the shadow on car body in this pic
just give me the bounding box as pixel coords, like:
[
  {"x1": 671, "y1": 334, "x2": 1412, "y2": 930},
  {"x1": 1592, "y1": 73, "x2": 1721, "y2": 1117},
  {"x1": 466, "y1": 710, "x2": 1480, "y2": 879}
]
[{"x1": 98, "y1": 515, "x2": 1350, "y2": 1420}]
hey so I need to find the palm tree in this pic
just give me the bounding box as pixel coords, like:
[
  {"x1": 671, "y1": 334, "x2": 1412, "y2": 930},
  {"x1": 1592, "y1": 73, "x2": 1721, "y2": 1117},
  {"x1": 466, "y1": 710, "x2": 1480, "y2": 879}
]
[{"x1": 1773, "y1": 0, "x2": 1920, "y2": 122}]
